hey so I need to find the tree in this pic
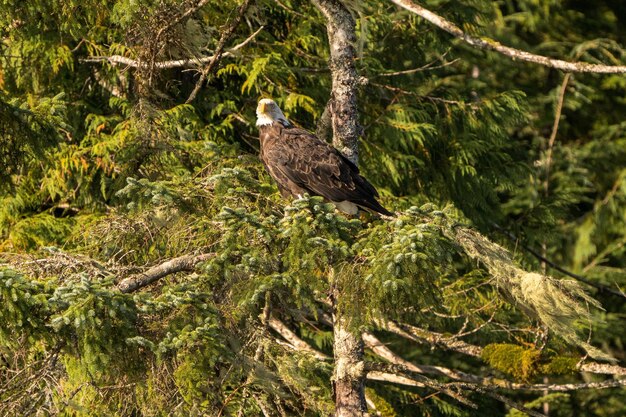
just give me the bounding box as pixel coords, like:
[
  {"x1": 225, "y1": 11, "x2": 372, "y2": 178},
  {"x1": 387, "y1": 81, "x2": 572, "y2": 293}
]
[{"x1": 1, "y1": 1, "x2": 625, "y2": 416}]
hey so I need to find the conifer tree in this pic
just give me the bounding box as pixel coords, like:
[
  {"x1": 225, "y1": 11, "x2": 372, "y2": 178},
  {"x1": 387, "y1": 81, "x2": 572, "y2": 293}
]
[{"x1": 1, "y1": 1, "x2": 625, "y2": 416}]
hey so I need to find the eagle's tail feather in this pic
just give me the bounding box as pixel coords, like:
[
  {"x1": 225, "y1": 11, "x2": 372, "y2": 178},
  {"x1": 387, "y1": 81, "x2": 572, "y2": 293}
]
[{"x1": 356, "y1": 198, "x2": 393, "y2": 217}]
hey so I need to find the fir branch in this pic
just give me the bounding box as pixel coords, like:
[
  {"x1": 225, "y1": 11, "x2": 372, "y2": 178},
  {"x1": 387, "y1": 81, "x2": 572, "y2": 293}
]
[
  {"x1": 80, "y1": 26, "x2": 263, "y2": 69},
  {"x1": 117, "y1": 253, "x2": 214, "y2": 293},
  {"x1": 390, "y1": 0, "x2": 626, "y2": 73}
]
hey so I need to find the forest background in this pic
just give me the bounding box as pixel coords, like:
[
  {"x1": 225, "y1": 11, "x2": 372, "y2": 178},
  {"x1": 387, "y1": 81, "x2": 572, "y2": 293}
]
[{"x1": 1, "y1": 0, "x2": 626, "y2": 416}]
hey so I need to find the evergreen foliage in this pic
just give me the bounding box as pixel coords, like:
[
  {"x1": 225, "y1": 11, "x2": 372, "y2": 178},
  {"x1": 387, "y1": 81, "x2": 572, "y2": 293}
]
[{"x1": 1, "y1": 0, "x2": 625, "y2": 415}]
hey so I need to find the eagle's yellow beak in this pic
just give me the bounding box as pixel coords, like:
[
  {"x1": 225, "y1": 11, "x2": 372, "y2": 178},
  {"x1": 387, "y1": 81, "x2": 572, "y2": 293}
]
[{"x1": 258, "y1": 101, "x2": 267, "y2": 114}]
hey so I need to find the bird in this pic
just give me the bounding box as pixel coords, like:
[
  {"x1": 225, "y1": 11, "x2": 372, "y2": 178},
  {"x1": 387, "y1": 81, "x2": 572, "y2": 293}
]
[{"x1": 255, "y1": 98, "x2": 392, "y2": 216}]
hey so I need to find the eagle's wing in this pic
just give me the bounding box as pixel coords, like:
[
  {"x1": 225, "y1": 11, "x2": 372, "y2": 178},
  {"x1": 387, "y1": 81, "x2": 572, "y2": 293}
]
[{"x1": 263, "y1": 127, "x2": 390, "y2": 215}]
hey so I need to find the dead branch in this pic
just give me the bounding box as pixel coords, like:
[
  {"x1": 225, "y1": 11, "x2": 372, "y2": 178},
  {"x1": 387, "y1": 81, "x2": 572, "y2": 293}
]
[
  {"x1": 303, "y1": 306, "x2": 626, "y2": 378},
  {"x1": 544, "y1": 73, "x2": 572, "y2": 188},
  {"x1": 366, "y1": 371, "x2": 426, "y2": 387},
  {"x1": 117, "y1": 253, "x2": 214, "y2": 293},
  {"x1": 80, "y1": 26, "x2": 263, "y2": 69},
  {"x1": 390, "y1": 0, "x2": 626, "y2": 73},
  {"x1": 366, "y1": 362, "x2": 477, "y2": 408},
  {"x1": 385, "y1": 320, "x2": 483, "y2": 358},
  {"x1": 363, "y1": 331, "x2": 483, "y2": 382},
  {"x1": 268, "y1": 317, "x2": 330, "y2": 360},
  {"x1": 186, "y1": 0, "x2": 254, "y2": 103}
]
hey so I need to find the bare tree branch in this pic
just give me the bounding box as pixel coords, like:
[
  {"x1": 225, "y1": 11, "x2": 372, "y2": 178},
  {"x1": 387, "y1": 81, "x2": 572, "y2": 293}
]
[
  {"x1": 364, "y1": 332, "x2": 626, "y2": 392},
  {"x1": 186, "y1": 0, "x2": 253, "y2": 103},
  {"x1": 580, "y1": 362, "x2": 626, "y2": 376},
  {"x1": 384, "y1": 321, "x2": 483, "y2": 358},
  {"x1": 390, "y1": 0, "x2": 626, "y2": 73},
  {"x1": 368, "y1": 362, "x2": 546, "y2": 416},
  {"x1": 366, "y1": 362, "x2": 477, "y2": 408},
  {"x1": 117, "y1": 253, "x2": 214, "y2": 293},
  {"x1": 367, "y1": 371, "x2": 426, "y2": 387},
  {"x1": 80, "y1": 26, "x2": 263, "y2": 69},
  {"x1": 268, "y1": 317, "x2": 330, "y2": 360},
  {"x1": 544, "y1": 73, "x2": 572, "y2": 189}
]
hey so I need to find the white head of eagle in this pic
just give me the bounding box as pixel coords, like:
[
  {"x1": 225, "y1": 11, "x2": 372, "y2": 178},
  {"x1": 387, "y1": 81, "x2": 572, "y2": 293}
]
[
  {"x1": 255, "y1": 98, "x2": 393, "y2": 217},
  {"x1": 256, "y1": 98, "x2": 291, "y2": 127}
]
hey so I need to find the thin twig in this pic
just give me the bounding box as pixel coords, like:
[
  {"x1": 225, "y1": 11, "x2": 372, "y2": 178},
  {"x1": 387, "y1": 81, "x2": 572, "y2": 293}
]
[
  {"x1": 543, "y1": 73, "x2": 572, "y2": 193},
  {"x1": 377, "y1": 58, "x2": 460, "y2": 77}
]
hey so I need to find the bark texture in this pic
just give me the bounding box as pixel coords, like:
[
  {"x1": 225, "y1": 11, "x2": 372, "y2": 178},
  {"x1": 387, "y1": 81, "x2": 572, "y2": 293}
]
[
  {"x1": 312, "y1": 0, "x2": 361, "y2": 164},
  {"x1": 118, "y1": 253, "x2": 214, "y2": 293},
  {"x1": 332, "y1": 315, "x2": 367, "y2": 417},
  {"x1": 311, "y1": 2, "x2": 366, "y2": 414}
]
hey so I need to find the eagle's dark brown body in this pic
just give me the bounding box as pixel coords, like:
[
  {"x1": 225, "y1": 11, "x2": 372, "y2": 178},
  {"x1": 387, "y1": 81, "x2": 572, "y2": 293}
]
[{"x1": 258, "y1": 121, "x2": 392, "y2": 216}]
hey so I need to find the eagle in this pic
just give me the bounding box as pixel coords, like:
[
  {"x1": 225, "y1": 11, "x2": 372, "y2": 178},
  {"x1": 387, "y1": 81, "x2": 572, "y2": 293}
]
[{"x1": 256, "y1": 98, "x2": 392, "y2": 216}]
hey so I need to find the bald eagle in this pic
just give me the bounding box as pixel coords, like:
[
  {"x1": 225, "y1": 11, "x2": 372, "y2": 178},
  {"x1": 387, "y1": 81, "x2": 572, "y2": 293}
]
[{"x1": 256, "y1": 98, "x2": 392, "y2": 216}]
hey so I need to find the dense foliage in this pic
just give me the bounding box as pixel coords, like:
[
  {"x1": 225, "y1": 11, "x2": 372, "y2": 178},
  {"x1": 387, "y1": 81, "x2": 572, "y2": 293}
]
[{"x1": 1, "y1": 0, "x2": 625, "y2": 415}]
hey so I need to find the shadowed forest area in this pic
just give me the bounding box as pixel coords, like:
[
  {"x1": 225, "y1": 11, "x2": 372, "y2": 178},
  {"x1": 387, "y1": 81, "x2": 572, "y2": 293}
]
[{"x1": 1, "y1": 0, "x2": 625, "y2": 416}]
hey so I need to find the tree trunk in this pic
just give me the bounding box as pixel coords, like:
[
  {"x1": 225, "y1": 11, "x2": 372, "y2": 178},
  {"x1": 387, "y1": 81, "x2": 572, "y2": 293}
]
[
  {"x1": 311, "y1": 0, "x2": 361, "y2": 165},
  {"x1": 310, "y1": 1, "x2": 366, "y2": 416},
  {"x1": 332, "y1": 309, "x2": 367, "y2": 417}
]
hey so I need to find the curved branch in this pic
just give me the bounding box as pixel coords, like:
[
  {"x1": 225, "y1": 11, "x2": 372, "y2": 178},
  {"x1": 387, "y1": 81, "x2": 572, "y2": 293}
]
[
  {"x1": 118, "y1": 253, "x2": 214, "y2": 293},
  {"x1": 390, "y1": 0, "x2": 626, "y2": 73},
  {"x1": 80, "y1": 26, "x2": 263, "y2": 69}
]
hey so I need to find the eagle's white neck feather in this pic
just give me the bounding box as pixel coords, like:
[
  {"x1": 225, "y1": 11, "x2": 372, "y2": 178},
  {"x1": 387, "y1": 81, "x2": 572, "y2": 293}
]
[{"x1": 256, "y1": 114, "x2": 276, "y2": 127}]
